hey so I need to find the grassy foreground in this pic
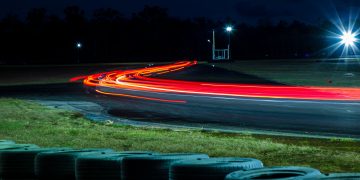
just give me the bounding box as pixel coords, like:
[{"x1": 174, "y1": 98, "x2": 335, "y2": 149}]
[{"x1": 0, "y1": 98, "x2": 360, "y2": 173}]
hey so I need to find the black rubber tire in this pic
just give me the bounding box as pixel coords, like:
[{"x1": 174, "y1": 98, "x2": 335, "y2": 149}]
[
  {"x1": 170, "y1": 157, "x2": 263, "y2": 180},
  {"x1": 0, "y1": 148, "x2": 71, "y2": 179},
  {"x1": 35, "y1": 148, "x2": 113, "y2": 180},
  {"x1": 122, "y1": 153, "x2": 209, "y2": 180},
  {"x1": 0, "y1": 140, "x2": 15, "y2": 145},
  {"x1": 225, "y1": 166, "x2": 321, "y2": 180},
  {"x1": 76, "y1": 151, "x2": 156, "y2": 180},
  {"x1": 1, "y1": 178, "x2": 37, "y2": 180},
  {"x1": 310, "y1": 173, "x2": 360, "y2": 179},
  {"x1": 0, "y1": 144, "x2": 39, "y2": 151}
]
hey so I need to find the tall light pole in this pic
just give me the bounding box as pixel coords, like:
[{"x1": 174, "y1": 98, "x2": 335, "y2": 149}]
[
  {"x1": 76, "y1": 42, "x2": 82, "y2": 64},
  {"x1": 211, "y1": 26, "x2": 234, "y2": 60},
  {"x1": 226, "y1": 26, "x2": 233, "y2": 60},
  {"x1": 212, "y1": 29, "x2": 216, "y2": 60}
]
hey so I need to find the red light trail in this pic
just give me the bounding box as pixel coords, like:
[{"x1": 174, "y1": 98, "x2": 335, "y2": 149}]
[{"x1": 77, "y1": 61, "x2": 360, "y2": 102}]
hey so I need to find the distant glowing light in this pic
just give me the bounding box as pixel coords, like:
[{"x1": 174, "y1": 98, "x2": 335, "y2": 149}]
[
  {"x1": 340, "y1": 31, "x2": 357, "y2": 46},
  {"x1": 76, "y1": 43, "x2": 82, "y2": 48},
  {"x1": 226, "y1": 26, "x2": 233, "y2": 32},
  {"x1": 323, "y1": 12, "x2": 360, "y2": 57}
]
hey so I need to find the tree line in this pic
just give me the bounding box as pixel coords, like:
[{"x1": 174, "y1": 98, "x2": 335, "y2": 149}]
[{"x1": 0, "y1": 5, "x2": 335, "y2": 64}]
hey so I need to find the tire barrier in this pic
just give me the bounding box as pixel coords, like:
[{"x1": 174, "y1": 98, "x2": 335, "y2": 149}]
[
  {"x1": 0, "y1": 147, "x2": 71, "y2": 180},
  {"x1": 0, "y1": 140, "x2": 15, "y2": 145},
  {"x1": 170, "y1": 157, "x2": 263, "y2": 180},
  {"x1": 75, "y1": 151, "x2": 156, "y2": 180},
  {"x1": 121, "y1": 153, "x2": 209, "y2": 180},
  {"x1": 0, "y1": 144, "x2": 39, "y2": 151},
  {"x1": 225, "y1": 166, "x2": 322, "y2": 180},
  {"x1": 310, "y1": 173, "x2": 360, "y2": 179},
  {"x1": 35, "y1": 148, "x2": 114, "y2": 180},
  {"x1": 0, "y1": 140, "x2": 359, "y2": 180}
]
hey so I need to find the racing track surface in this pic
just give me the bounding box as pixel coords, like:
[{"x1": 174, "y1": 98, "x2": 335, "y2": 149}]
[{"x1": 2, "y1": 61, "x2": 360, "y2": 138}]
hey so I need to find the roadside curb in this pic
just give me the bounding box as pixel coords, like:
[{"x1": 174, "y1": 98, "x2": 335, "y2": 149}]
[{"x1": 34, "y1": 100, "x2": 360, "y2": 142}]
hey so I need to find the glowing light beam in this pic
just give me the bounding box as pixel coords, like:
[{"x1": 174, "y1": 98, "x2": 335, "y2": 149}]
[{"x1": 75, "y1": 61, "x2": 360, "y2": 102}]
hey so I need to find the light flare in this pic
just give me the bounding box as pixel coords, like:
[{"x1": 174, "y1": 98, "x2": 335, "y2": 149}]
[
  {"x1": 341, "y1": 31, "x2": 357, "y2": 46},
  {"x1": 323, "y1": 11, "x2": 360, "y2": 57}
]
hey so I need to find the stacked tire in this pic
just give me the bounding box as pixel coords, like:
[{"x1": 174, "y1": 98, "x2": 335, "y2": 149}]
[
  {"x1": 225, "y1": 166, "x2": 322, "y2": 180},
  {"x1": 121, "y1": 153, "x2": 209, "y2": 180},
  {"x1": 0, "y1": 140, "x2": 15, "y2": 145},
  {"x1": 0, "y1": 144, "x2": 39, "y2": 151},
  {"x1": 75, "y1": 151, "x2": 155, "y2": 180},
  {"x1": 1, "y1": 139, "x2": 360, "y2": 180},
  {"x1": 0, "y1": 142, "x2": 40, "y2": 180},
  {"x1": 35, "y1": 148, "x2": 114, "y2": 180},
  {"x1": 170, "y1": 157, "x2": 263, "y2": 180},
  {"x1": 310, "y1": 173, "x2": 360, "y2": 179},
  {"x1": 0, "y1": 147, "x2": 71, "y2": 180}
]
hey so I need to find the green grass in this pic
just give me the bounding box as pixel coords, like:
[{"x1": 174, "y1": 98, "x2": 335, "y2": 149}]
[
  {"x1": 1, "y1": 98, "x2": 360, "y2": 173},
  {"x1": 214, "y1": 60, "x2": 360, "y2": 87},
  {"x1": 0, "y1": 63, "x2": 145, "y2": 86}
]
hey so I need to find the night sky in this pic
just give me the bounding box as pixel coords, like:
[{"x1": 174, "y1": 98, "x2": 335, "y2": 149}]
[{"x1": 1, "y1": 0, "x2": 360, "y2": 23}]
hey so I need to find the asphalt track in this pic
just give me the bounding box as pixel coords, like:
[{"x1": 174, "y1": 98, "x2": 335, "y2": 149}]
[
  {"x1": 1, "y1": 62, "x2": 360, "y2": 138},
  {"x1": 98, "y1": 86, "x2": 360, "y2": 138}
]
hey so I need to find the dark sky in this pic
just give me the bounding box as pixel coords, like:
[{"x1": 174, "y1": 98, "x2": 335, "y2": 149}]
[{"x1": 1, "y1": 0, "x2": 360, "y2": 23}]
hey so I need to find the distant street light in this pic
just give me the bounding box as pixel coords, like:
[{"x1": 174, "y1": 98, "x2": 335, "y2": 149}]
[
  {"x1": 226, "y1": 26, "x2": 233, "y2": 32},
  {"x1": 325, "y1": 14, "x2": 360, "y2": 57},
  {"x1": 76, "y1": 42, "x2": 82, "y2": 49},
  {"x1": 211, "y1": 26, "x2": 235, "y2": 61},
  {"x1": 76, "y1": 42, "x2": 82, "y2": 64},
  {"x1": 225, "y1": 26, "x2": 233, "y2": 59},
  {"x1": 340, "y1": 31, "x2": 357, "y2": 47}
]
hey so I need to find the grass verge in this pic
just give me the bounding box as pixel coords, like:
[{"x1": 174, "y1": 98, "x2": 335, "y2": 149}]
[
  {"x1": 214, "y1": 60, "x2": 360, "y2": 87},
  {"x1": 0, "y1": 63, "x2": 145, "y2": 86},
  {"x1": 0, "y1": 98, "x2": 359, "y2": 172}
]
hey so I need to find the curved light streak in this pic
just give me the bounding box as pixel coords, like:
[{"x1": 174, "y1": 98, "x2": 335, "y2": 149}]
[
  {"x1": 79, "y1": 61, "x2": 360, "y2": 102},
  {"x1": 94, "y1": 89, "x2": 186, "y2": 103}
]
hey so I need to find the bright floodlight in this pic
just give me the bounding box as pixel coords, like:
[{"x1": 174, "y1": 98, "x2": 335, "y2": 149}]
[
  {"x1": 226, "y1": 26, "x2": 233, "y2": 32},
  {"x1": 325, "y1": 14, "x2": 360, "y2": 57},
  {"x1": 340, "y1": 31, "x2": 356, "y2": 46},
  {"x1": 76, "y1": 43, "x2": 82, "y2": 48}
]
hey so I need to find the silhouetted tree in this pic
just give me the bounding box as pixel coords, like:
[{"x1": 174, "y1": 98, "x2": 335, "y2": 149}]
[
  {"x1": 27, "y1": 8, "x2": 47, "y2": 27},
  {"x1": 92, "y1": 8, "x2": 123, "y2": 23},
  {"x1": 64, "y1": 6, "x2": 86, "y2": 25},
  {"x1": 0, "y1": 14, "x2": 25, "y2": 63},
  {"x1": 0, "y1": 5, "x2": 333, "y2": 64}
]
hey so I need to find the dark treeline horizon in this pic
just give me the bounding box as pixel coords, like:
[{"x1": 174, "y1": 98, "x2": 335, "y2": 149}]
[{"x1": 0, "y1": 5, "x2": 337, "y2": 64}]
